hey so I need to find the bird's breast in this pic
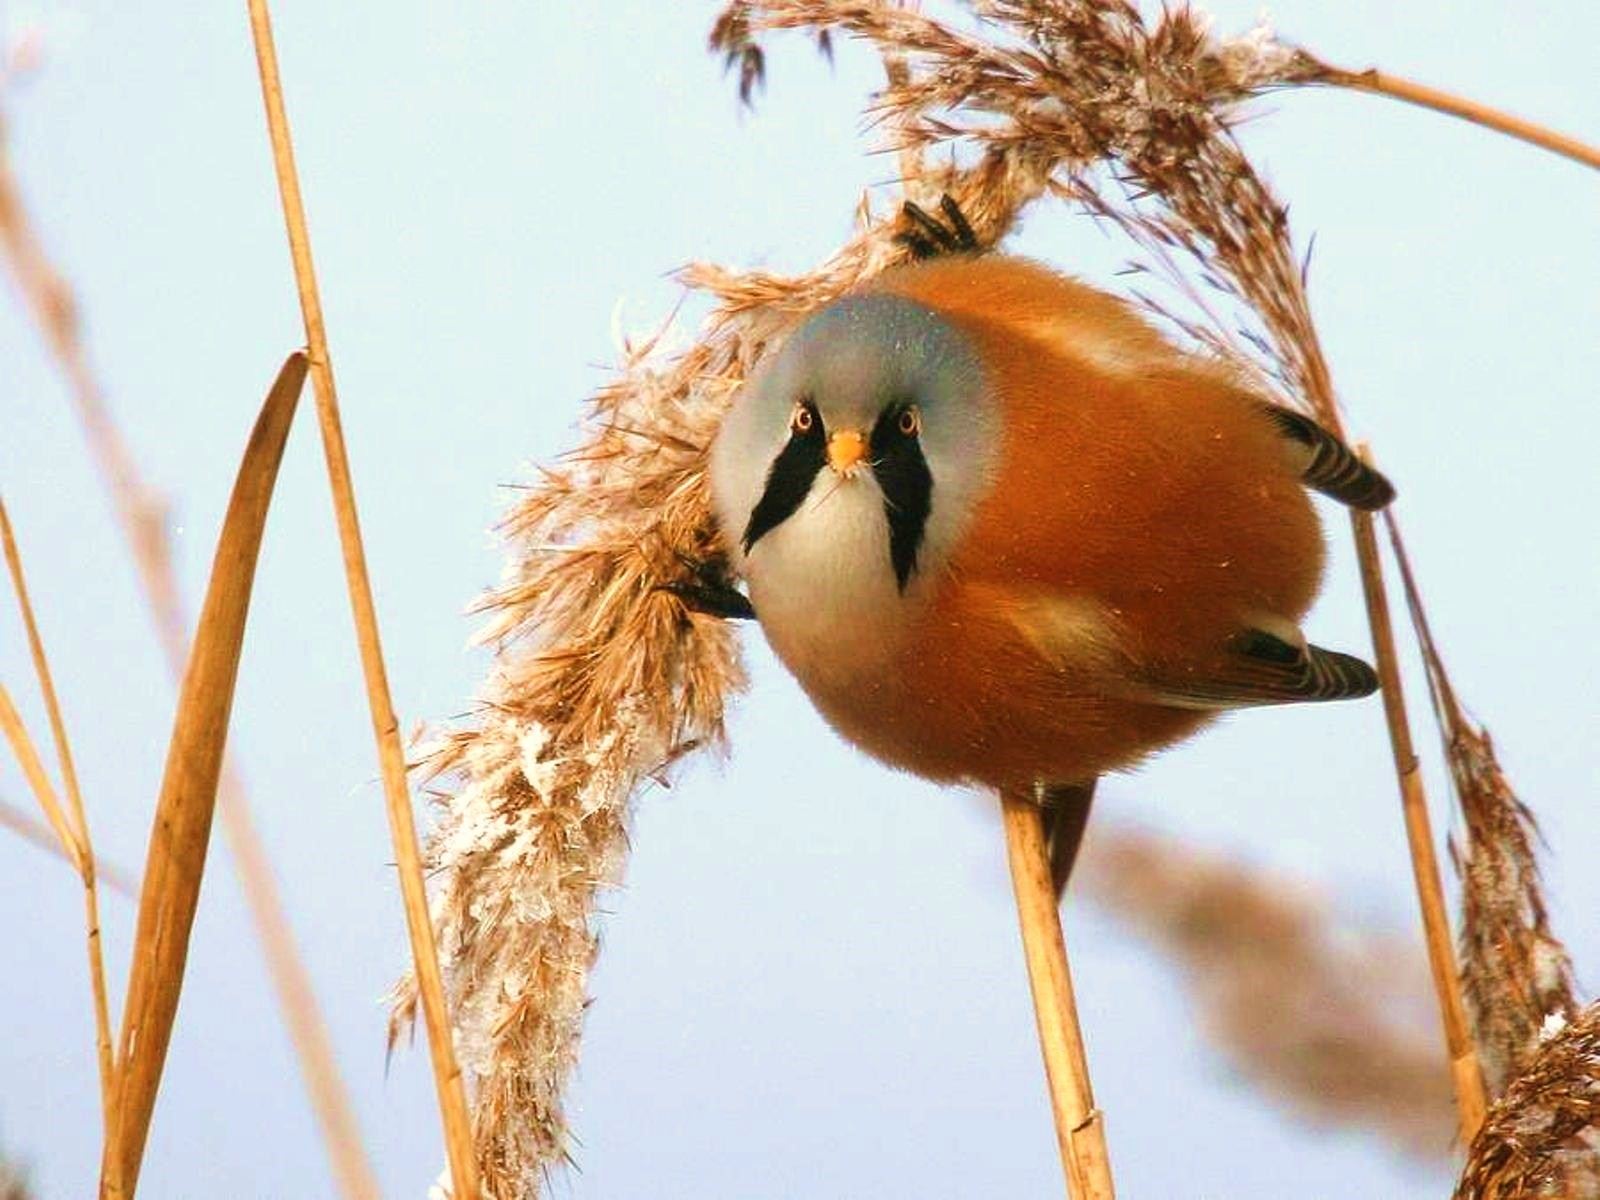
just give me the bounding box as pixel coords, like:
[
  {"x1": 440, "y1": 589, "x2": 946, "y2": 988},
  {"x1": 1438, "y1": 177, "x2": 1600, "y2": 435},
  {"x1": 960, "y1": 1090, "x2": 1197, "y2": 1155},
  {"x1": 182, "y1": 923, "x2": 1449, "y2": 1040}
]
[{"x1": 744, "y1": 473, "x2": 920, "y2": 692}]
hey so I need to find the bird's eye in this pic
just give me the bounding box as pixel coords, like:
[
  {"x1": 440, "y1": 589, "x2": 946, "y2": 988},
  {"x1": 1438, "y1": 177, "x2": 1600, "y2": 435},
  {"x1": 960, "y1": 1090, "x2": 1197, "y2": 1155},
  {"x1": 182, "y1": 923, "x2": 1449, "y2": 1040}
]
[
  {"x1": 897, "y1": 406, "x2": 922, "y2": 437},
  {"x1": 791, "y1": 404, "x2": 815, "y2": 434}
]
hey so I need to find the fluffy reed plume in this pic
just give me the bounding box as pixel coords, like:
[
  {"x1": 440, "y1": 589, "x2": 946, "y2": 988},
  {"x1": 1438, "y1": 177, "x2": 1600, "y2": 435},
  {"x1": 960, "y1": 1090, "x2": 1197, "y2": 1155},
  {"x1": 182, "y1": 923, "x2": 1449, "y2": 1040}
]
[
  {"x1": 404, "y1": 3, "x2": 1467, "y2": 1192},
  {"x1": 1384, "y1": 518, "x2": 1579, "y2": 1097},
  {"x1": 391, "y1": 323, "x2": 752, "y2": 1191},
  {"x1": 1456, "y1": 1003, "x2": 1600, "y2": 1199},
  {"x1": 1079, "y1": 824, "x2": 1455, "y2": 1158}
]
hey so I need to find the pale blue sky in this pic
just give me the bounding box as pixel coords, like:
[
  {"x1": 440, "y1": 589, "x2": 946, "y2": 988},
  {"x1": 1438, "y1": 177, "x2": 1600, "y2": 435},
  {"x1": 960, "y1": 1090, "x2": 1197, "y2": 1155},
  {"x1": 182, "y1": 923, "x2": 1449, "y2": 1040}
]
[{"x1": 1, "y1": 3, "x2": 1596, "y2": 1198}]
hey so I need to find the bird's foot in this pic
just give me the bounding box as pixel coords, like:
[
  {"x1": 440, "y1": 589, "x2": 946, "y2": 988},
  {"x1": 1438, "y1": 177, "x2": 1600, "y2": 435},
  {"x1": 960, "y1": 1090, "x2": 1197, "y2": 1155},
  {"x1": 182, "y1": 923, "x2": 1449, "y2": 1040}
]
[
  {"x1": 894, "y1": 194, "x2": 980, "y2": 260},
  {"x1": 658, "y1": 550, "x2": 756, "y2": 621}
]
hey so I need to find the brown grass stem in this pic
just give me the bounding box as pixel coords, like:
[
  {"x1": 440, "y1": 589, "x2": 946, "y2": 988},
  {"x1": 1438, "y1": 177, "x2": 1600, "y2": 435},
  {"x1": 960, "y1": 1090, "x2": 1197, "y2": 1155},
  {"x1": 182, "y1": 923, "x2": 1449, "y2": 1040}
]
[
  {"x1": 1349, "y1": 500, "x2": 1487, "y2": 1144},
  {"x1": 243, "y1": 4, "x2": 479, "y2": 1195},
  {"x1": 1316, "y1": 65, "x2": 1600, "y2": 173},
  {"x1": 0, "y1": 684, "x2": 84, "y2": 873},
  {"x1": 100, "y1": 353, "x2": 306, "y2": 1199},
  {"x1": 0, "y1": 795, "x2": 137, "y2": 895},
  {"x1": 3, "y1": 103, "x2": 378, "y2": 1199},
  {"x1": 1000, "y1": 790, "x2": 1114, "y2": 1200},
  {"x1": 1, "y1": 496, "x2": 117, "y2": 1131}
]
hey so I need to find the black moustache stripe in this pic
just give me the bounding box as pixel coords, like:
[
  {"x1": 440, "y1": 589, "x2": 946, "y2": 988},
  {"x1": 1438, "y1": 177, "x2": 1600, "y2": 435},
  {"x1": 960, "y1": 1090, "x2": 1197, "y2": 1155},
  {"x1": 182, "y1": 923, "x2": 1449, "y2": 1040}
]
[
  {"x1": 870, "y1": 407, "x2": 933, "y2": 591},
  {"x1": 743, "y1": 419, "x2": 827, "y2": 553}
]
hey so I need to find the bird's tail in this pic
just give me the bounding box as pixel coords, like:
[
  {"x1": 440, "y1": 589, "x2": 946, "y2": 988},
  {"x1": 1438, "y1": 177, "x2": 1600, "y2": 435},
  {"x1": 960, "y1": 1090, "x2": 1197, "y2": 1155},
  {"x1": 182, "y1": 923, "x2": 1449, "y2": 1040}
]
[{"x1": 1040, "y1": 779, "x2": 1098, "y2": 903}]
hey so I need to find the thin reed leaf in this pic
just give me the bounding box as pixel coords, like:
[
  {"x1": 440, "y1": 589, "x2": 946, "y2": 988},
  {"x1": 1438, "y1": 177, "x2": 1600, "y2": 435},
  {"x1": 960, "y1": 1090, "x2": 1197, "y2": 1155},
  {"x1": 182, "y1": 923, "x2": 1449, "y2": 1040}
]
[
  {"x1": 1, "y1": 495, "x2": 117, "y2": 1129},
  {"x1": 0, "y1": 683, "x2": 83, "y2": 874},
  {"x1": 100, "y1": 352, "x2": 306, "y2": 1200}
]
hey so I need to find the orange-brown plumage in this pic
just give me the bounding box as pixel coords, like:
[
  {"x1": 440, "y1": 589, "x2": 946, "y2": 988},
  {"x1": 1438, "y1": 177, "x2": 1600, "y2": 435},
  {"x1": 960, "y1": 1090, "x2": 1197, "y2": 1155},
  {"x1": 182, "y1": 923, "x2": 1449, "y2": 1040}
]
[
  {"x1": 849, "y1": 256, "x2": 1324, "y2": 788},
  {"x1": 709, "y1": 250, "x2": 1380, "y2": 804}
]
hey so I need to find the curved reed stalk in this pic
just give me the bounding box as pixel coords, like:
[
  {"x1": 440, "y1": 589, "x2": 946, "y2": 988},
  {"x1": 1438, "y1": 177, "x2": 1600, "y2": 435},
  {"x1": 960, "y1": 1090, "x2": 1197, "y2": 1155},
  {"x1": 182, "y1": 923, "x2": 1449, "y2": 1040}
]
[
  {"x1": 1313, "y1": 65, "x2": 1600, "y2": 173},
  {"x1": 1350, "y1": 503, "x2": 1487, "y2": 1139}
]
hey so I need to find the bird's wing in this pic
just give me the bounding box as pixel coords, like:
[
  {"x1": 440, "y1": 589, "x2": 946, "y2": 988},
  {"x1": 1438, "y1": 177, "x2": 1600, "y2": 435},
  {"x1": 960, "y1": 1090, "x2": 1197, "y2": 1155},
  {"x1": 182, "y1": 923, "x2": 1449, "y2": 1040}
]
[
  {"x1": 1002, "y1": 592, "x2": 1377, "y2": 708},
  {"x1": 1262, "y1": 404, "x2": 1395, "y2": 511},
  {"x1": 1003, "y1": 592, "x2": 1126, "y2": 672},
  {"x1": 1134, "y1": 625, "x2": 1380, "y2": 709}
]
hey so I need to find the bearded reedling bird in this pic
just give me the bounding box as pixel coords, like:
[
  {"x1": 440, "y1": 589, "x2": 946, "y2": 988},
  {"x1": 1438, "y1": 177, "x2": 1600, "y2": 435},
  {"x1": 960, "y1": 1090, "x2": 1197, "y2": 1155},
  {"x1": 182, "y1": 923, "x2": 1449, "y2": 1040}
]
[{"x1": 697, "y1": 201, "x2": 1392, "y2": 894}]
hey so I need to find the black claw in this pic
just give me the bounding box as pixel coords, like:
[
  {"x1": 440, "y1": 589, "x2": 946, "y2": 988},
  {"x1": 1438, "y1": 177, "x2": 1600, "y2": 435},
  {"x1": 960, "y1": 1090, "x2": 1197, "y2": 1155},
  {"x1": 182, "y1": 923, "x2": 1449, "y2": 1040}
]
[
  {"x1": 938, "y1": 194, "x2": 978, "y2": 249},
  {"x1": 892, "y1": 228, "x2": 942, "y2": 260},
  {"x1": 895, "y1": 195, "x2": 981, "y2": 260},
  {"x1": 659, "y1": 551, "x2": 757, "y2": 621}
]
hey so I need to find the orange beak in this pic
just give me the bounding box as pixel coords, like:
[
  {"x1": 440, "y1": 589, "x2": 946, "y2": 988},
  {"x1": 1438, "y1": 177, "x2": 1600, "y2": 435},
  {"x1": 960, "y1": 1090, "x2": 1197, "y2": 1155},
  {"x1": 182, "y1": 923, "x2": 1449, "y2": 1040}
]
[{"x1": 827, "y1": 429, "x2": 868, "y2": 476}]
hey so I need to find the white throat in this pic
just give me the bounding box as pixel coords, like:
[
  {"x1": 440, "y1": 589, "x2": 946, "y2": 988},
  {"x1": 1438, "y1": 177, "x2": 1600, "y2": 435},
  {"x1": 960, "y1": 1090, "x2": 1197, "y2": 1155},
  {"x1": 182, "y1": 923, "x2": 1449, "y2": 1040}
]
[{"x1": 743, "y1": 471, "x2": 916, "y2": 688}]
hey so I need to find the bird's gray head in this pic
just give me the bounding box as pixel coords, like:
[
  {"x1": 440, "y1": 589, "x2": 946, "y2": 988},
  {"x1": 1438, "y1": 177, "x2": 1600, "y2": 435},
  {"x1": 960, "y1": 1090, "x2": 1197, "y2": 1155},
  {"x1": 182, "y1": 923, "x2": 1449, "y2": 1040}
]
[{"x1": 710, "y1": 292, "x2": 1000, "y2": 613}]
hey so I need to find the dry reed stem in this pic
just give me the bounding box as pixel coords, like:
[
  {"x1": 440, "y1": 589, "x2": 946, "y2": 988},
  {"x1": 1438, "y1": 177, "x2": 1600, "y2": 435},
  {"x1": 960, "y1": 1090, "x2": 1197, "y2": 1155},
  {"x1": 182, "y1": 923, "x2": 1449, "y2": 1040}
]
[
  {"x1": 100, "y1": 352, "x2": 306, "y2": 1200},
  {"x1": 1351, "y1": 501, "x2": 1488, "y2": 1141},
  {"x1": 1455, "y1": 1002, "x2": 1600, "y2": 1199},
  {"x1": 1079, "y1": 823, "x2": 1455, "y2": 1159},
  {"x1": 1001, "y1": 792, "x2": 1114, "y2": 1199},
  {"x1": 1313, "y1": 65, "x2": 1600, "y2": 174},
  {"x1": 243, "y1": 5, "x2": 479, "y2": 1195},
  {"x1": 0, "y1": 795, "x2": 135, "y2": 895},
  {"x1": 1, "y1": 495, "x2": 117, "y2": 1131},
  {"x1": 1, "y1": 103, "x2": 379, "y2": 1200},
  {"x1": 1383, "y1": 514, "x2": 1578, "y2": 1098},
  {"x1": 0, "y1": 682, "x2": 83, "y2": 873}
]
